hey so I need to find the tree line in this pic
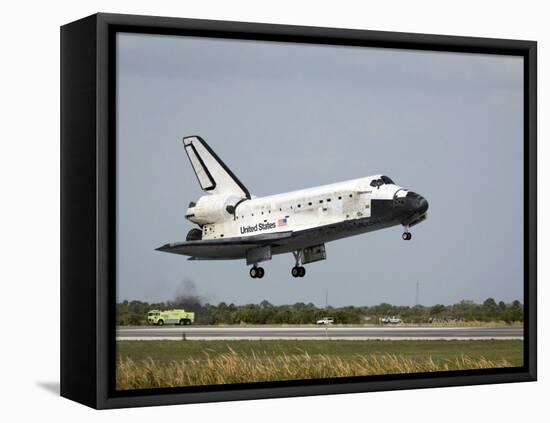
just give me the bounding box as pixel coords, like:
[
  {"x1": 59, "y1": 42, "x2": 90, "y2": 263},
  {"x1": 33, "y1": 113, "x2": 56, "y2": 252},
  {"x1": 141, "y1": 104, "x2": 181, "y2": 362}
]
[{"x1": 116, "y1": 297, "x2": 523, "y2": 326}]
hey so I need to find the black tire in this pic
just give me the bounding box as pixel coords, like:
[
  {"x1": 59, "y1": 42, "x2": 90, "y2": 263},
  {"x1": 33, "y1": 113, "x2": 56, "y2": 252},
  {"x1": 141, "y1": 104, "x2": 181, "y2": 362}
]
[
  {"x1": 179, "y1": 319, "x2": 185, "y2": 326},
  {"x1": 257, "y1": 267, "x2": 265, "y2": 278},
  {"x1": 250, "y1": 267, "x2": 258, "y2": 278},
  {"x1": 291, "y1": 267, "x2": 300, "y2": 277},
  {"x1": 186, "y1": 228, "x2": 202, "y2": 241},
  {"x1": 157, "y1": 319, "x2": 164, "y2": 326},
  {"x1": 407, "y1": 232, "x2": 412, "y2": 240},
  {"x1": 298, "y1": 266, "x2": 306, "y2": 277},
  {"x1": 403, "y1": 232, "x2": 412, "y2": 240}
]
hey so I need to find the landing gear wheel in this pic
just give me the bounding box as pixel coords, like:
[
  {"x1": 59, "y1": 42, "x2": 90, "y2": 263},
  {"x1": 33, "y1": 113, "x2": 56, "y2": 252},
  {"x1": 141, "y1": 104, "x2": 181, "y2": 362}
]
[
  {"x1": 250, "y1": 266, "x2": 265, "y2": 279},
  {"x1": 292, "y1": 266, "x2": 306, "y2": 277},
  {"x1": 250, "y1": 267, "x2": 258, "y2": 278},
  {"x1": 402, "y1": 232, "x2": 412, "y2": 240}
]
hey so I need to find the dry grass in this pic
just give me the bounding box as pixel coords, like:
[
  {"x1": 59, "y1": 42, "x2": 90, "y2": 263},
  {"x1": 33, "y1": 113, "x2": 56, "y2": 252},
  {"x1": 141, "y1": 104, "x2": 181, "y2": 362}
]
[{"x1": 116, "y1": 348, "x2": 512, "y2": 390}]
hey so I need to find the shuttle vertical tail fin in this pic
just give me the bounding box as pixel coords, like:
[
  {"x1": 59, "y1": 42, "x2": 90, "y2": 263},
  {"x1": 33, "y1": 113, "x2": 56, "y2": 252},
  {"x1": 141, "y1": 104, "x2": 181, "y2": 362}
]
[{"x1": 183, "y1": 136, "x2": 251, "y2": 199}]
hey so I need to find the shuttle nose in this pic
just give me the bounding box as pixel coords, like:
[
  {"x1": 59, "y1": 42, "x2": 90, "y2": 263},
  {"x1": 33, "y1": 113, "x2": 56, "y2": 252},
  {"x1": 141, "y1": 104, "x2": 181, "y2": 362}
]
[{"x1": 406, "y1": 191, "x2": 429, "y2": 214}]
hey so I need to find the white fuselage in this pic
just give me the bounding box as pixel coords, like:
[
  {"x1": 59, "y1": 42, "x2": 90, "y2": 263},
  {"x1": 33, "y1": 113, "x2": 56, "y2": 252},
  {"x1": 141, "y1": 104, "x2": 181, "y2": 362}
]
[
  {"x1": 191, "y1": 175, "x2": 408, "y2": 241},
  {"x1": 159, "y1": 136, "x2": 428, "y2": 276}
]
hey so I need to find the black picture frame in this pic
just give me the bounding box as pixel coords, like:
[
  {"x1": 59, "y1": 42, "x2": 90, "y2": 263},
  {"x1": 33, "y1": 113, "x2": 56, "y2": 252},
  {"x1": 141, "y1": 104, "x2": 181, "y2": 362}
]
[{"x1": 60, "y1": 12, "x2": 537, "y2": 409}]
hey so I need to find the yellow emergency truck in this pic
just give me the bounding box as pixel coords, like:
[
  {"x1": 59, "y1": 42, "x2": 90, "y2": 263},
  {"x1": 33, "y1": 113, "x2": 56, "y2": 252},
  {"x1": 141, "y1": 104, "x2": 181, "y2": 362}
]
[{"x1": 147, "y1": 309, "x2": 195, "y2": 325}]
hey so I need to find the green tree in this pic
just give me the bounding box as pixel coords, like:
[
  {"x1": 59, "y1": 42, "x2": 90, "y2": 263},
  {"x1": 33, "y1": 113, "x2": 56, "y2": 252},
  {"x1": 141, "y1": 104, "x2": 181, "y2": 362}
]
[
  {"x1": 260, "y1": 299, "x2": 273, "y2": 309},
  {"x1": 430, "y1": 304, "x2": 446, "y2": 316},
  {"x1": 483, "y1": 298, "x2": 498, "y2": 318}
]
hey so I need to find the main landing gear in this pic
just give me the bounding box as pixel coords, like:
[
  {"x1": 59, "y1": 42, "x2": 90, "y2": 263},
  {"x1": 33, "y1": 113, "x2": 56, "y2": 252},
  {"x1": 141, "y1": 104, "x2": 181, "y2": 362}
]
[
  {"x1": 248, "y1": 250, "x2": 308, "y2": 279},
  {"x1": 291, "y1": 266, "x2": 306, "y2": 278},
  {"x1": 249, "y1": 265, "x2": 265, "y2": 279},
  {"x1": 291, "y1": 250, "x2": 306, "y2": 278}
]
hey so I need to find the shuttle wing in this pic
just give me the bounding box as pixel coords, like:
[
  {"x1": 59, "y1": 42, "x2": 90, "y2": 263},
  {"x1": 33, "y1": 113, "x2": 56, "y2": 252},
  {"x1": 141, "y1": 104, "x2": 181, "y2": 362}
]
[
  {"x1": 156, "y1": 231, "x2": 293, "y2": 260},
  {"x1": 157, "y1": 215, "x2": 391, "y2": 261},
  {"x1": 183, "y1": 135, "x2": 251, "y2": 199}
]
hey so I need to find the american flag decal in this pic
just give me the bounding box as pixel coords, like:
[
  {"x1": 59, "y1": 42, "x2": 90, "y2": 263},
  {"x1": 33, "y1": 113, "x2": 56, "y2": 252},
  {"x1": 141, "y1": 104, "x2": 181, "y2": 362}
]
[{"x1": 277, "y1": 217, "x2": 288, "y2": 227}]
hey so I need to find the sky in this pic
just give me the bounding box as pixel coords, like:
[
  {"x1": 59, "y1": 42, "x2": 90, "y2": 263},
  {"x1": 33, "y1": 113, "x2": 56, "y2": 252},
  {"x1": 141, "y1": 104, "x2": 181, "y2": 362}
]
[{"x1": 116, "y1": 32, "x2": 524, "y2": 307}]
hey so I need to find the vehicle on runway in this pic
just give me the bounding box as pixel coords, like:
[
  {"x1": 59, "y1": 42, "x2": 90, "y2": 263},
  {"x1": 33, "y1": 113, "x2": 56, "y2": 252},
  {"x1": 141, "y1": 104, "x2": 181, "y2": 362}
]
[
  {"x1": 157, "y1": 136, "x2": 429, "y2": 278},
  {"x1": 316, "y1": 317, "x2": 335, "y2": 325},
  {"x1": 147, "y1": 309, "x2": 195, "y2": 326},
  {"x1": 382, "y1": 316, "x2": 403, "y2": 324}
]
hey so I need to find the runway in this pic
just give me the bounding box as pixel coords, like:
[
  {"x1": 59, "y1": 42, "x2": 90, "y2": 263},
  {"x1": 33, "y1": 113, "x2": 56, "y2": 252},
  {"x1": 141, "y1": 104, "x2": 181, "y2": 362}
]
[{"x1": 116, "y1": 326, "x2": 523, "y2": 341}]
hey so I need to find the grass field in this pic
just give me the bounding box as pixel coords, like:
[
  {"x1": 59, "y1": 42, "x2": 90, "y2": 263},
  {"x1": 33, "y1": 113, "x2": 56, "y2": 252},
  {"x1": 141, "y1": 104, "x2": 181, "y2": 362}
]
[{"x1": 116, "y1": 339, "x2": 523, "y2": 390}]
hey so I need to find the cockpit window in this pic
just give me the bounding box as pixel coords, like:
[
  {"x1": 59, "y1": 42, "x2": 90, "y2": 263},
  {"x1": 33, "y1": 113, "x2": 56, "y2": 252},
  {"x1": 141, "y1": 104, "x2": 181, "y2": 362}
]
[{"x1": 370, "y1": 176, "x2": 395, "y2": 188}]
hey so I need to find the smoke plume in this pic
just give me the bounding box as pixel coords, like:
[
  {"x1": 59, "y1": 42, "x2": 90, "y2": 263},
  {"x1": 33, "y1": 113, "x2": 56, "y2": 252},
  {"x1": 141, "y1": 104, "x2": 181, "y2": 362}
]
[{"x1": 170, "y1": 277, "x2": 204, "y2": 312}]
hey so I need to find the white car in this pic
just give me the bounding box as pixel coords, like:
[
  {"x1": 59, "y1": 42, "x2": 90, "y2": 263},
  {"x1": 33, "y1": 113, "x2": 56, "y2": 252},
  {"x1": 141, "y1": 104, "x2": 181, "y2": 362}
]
[
  {"x1": 382, "y1": 316, "x2": 402, "y2": 324},
  {"x1": 316, "y1": 317, "x2": 334, "y2": 325}
]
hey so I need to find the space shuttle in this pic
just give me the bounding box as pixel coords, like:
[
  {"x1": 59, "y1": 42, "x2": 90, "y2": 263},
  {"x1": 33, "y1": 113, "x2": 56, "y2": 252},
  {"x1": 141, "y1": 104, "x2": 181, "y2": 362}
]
[{"x1": 157, "y1": 136, "x2": 429, "y2": 278}]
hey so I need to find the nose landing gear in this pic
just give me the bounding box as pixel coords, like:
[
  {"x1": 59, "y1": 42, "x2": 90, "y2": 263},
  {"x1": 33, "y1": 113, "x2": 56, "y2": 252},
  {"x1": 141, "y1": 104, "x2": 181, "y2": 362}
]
[
  {"x1": 249, "y1": 265, "x2": 265, "y2": 279},
  {"x1": 402, "y1": 225, "x2": 412, "y2": 240}
]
